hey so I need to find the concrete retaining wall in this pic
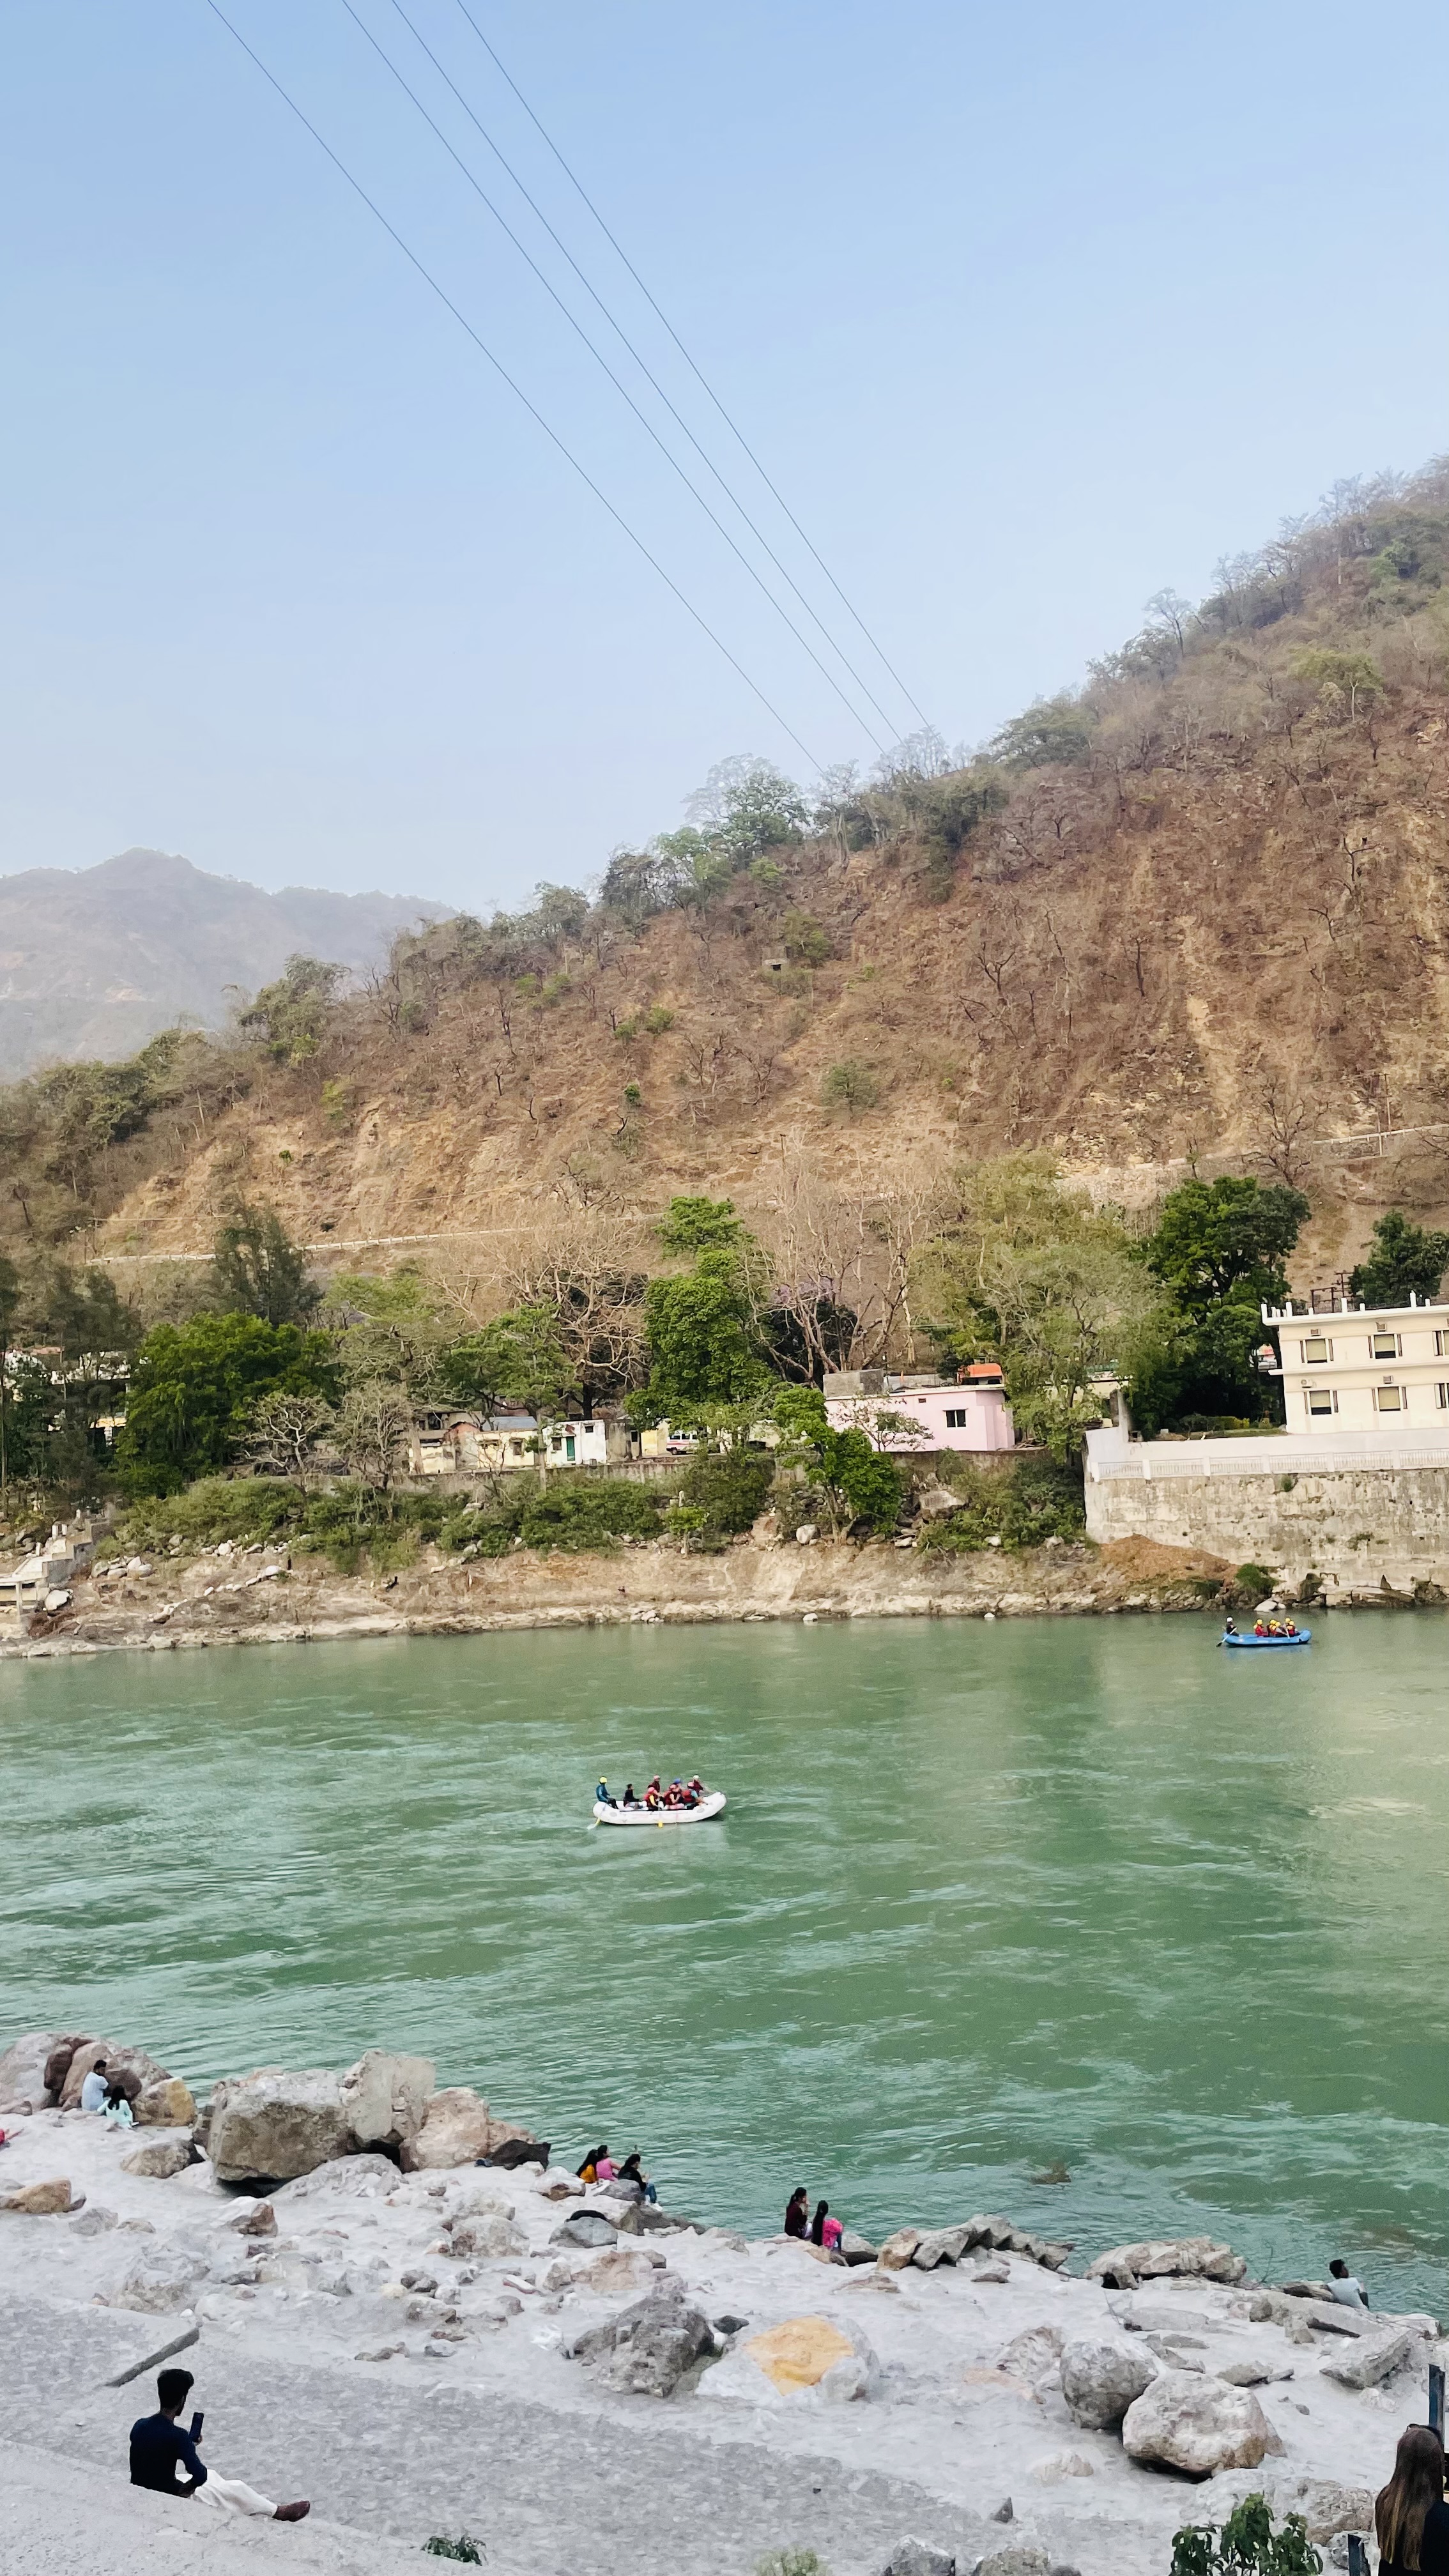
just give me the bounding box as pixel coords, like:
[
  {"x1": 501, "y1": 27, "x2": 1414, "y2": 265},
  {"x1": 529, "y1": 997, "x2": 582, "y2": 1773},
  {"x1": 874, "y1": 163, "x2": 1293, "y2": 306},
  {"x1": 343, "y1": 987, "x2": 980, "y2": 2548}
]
[{"x1": 1085, "y1": 1452, "x2": 1449, "y2": 1594}]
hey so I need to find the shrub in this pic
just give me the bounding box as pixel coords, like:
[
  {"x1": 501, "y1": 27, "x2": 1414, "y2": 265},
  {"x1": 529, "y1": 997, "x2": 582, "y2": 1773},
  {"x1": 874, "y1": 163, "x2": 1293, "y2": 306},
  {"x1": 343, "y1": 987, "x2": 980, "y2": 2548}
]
[
  {"x1": 423, "y1": 2540, "x2": 486, "y2": 2566},
  {"x1": 1170, "y1": 2493, "x2": 1319, "y2": 2576},
  {"x1": 114, "y1": 1476, "x2": 303, "y2": 1554},
  {"x1": 643, "y1": 1004, "x2": 675, "y2": 1034},
  {"x1": 821, "y1": 1059, "x2": 878, "y2": 1115},
  {"x1": 1234, "y1": 1561, "x2": 1276, "y2": 1598},
  {"x1": 679, "y1": 1445, "x2": 774, "y2": 1535},
  {"x1": 781, "y1": 908, "x2": 831, "y2": 965},
  {"x1": 917, "y1": 1456, "x2": 1086, "y2": 1551}
]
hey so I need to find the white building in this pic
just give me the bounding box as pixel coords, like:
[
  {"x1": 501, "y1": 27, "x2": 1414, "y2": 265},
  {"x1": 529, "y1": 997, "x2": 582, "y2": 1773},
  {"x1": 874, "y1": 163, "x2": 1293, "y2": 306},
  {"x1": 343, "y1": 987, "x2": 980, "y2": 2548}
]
[
  {"x1": 408, "y1": 1411, "x2": 637, "y2": 1476},
  {"x1": 1264, "y1": 1292, "x2": 1449, "y2": 1432}
]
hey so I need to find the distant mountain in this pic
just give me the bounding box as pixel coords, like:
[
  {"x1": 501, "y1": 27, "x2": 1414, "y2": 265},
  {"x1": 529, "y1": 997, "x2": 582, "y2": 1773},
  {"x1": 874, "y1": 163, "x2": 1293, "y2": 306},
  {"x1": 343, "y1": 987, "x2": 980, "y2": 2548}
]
[{"x1": 0, "y1": 848, "x2": 452, "y2": 1076}]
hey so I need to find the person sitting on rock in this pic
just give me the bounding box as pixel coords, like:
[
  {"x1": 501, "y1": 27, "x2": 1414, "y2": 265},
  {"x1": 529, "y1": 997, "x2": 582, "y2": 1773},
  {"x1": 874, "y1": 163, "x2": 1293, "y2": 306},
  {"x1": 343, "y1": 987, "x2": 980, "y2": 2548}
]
[
  {"x1": 594, "y1": 2145, "x2": 617, "y2": 2181},
  {"x1": 103, "y1": 2079, "x2": 135, "y2": 2130},
  {"x1": 784, "y1": 2186, "x2": 809, "y2": 2238},
  {"x1": 618, "y1": 2150, "x2": 657, "y2": 2204},
  {"x1": 1328, "y1": 2255, "x2": 1369, "y2": 2310},
  {"x1": 1376, "y1": 2423, "x2": 1447, "y2": 2575},
  {"x1": 130, "y1": 2366, "x2": 309, "y2": 2524},
  {"x1": 576, "y1": 2145, "x2": 605, "y2": 2183},
  {"x1": 811, "y1": 2198, "x2": 831, "y2": 2246},
  {"x1": 79, "y1": 2057, "x2": 111, "y2": 2113}
]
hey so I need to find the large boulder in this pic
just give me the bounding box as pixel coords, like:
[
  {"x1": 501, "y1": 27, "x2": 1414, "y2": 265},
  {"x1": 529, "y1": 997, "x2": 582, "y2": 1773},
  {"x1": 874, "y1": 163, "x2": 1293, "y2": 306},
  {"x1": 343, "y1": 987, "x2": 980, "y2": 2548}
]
[
  {"x1": 1087, "y1": 2234, "x2": 1247, "y2": 2289},
  {"x1": 1273, "y1": 2480, "x2": 1377, "y2": 2543},
  {"x1": 883, "y1": 2542, "x2": 955, "y2": 2576},
  {"x1": 702, "y1": 2313, "x2": 883, "y2": 2407},
  {"x1": 206, "y1": 2051, "x2": 434, "y2": 2183},
  {"x1": 448, "y1": 2212, "x2": 528, "y2": 2262},
  {"x1": 121, "y1": 2133, "x2": 195, "y2": 2179},
  {"x1": 400, "y1": 2088, "x2": 494, "y2": 2170},
  {"x1": 554, "y1": 2208, "x2": 618, "y2": 2250},
  {"x1": 0, "y1": 2031, "x2": 65, "y2": 2114},
  {"x1": 113, "y1": 2242, "x2": 211, "y2": 2312},
  {"x1": 134, "y1": 2079, "x2": 197, "y2": 2129},
  {"x1": 567, "y1": 2282, "x2": 719, "y2": 2398},
  {"x1": 60, "y1": 2040, "x2": 172, "y2": 2109},
  {"x1": 1122, "y1": 2370, "x2": 1283, "y2": 2476},
  {"x1": 1, "y1": 2176, "x2": 77, "y2": 2214},
  {"x1": 337, "y1": 2051, "x2": 434, "y2": 2158},
  {"x1": 1061, "y1": 2335, "x2": 1158, "y2": 2430},
  {"x1": 1319, "y1": 2327, "x2": 1416, "y2": 2389},
  {"x1": 270, "y1": 2153, "x2": 401, "y2": 2204}
]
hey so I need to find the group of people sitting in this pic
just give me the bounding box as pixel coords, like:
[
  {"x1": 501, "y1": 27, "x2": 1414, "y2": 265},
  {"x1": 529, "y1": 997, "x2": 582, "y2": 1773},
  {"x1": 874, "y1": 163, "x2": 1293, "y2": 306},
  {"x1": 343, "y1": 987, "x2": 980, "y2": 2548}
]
[
  {"x1": 1223, "y1": 1615, "x2": 1301, "y2": 1638},
  {"x1": 596, "y1": 1776, "x2": 706, "y2": 1811},
  {"x1": 576, "y1": 2142, "x2": 656, "y2": 2201},
  {"x1": 783, "y1": 2186, "x2": 843, "y2": 2253},
  {"x1": 79, "y1": 2056, "x2": 139, "y2": 2129}
]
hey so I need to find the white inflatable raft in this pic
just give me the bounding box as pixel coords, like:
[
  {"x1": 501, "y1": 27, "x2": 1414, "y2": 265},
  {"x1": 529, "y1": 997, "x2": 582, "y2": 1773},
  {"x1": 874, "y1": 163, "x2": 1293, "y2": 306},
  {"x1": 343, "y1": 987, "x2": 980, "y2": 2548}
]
[{"x1": 592, "y1": 1791, "x2": 727, "y2": 1828}]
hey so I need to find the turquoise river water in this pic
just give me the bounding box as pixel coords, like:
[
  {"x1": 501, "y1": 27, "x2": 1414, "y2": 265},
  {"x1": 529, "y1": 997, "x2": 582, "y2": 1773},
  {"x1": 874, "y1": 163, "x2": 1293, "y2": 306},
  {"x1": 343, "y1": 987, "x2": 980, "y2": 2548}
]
[{"x1": 3, "y1": 1615, "x2": 1447, "y2": 2311}]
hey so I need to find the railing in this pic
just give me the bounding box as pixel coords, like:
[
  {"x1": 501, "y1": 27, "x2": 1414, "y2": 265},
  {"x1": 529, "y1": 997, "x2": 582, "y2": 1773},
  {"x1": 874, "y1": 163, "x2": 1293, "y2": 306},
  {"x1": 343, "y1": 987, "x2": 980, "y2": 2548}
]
[{"x1": 1091, "y1": 1439, "x2": 1449, "y2": 1481}]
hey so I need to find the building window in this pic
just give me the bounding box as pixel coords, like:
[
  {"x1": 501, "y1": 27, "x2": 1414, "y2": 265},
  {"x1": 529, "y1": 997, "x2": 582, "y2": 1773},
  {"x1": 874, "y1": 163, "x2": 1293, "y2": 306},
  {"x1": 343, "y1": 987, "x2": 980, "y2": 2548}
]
[
  {"x1": 1374, "y1": 1385, "x2": 1405, "y2": 1413},
  {"x1": 1438, "y1": 1332, "x2": 1449, "y2": 1358},
  {"x1": 1305, "y1": 1386, "x2": 1337, "y2": 1417},
  {"x1": 1438, "y1": 1384, "x2": 1449, "y2": 1409},
  {"x1": 944, "y1": 1407, "x2": 967, "y2": 1428},
  {"x1": 1301, "y1": 1337, "x2": 1330, "y2": 1363},
  {"x1": 1371, "y1": 1331, "x2": 1400, "y2": 1360}
]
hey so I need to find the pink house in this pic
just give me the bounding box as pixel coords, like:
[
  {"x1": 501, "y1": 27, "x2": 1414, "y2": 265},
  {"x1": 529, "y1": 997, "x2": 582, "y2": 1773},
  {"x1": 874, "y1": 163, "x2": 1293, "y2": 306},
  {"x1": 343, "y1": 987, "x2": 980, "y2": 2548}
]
[{"x1": 822, "y1": 1367, "x2": 1016, "y2": 1454}]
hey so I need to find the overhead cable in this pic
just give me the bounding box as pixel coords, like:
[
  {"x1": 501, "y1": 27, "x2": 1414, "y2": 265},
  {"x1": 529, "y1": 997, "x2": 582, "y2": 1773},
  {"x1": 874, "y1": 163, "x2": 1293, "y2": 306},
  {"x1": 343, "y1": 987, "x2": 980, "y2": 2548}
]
[
  {"x1": 448, "y1": 0, "x2": 934, "y2": 735},
  {"x1": 201, "y1": 0, "x2": 825, "y2": 768},
  {"x1": 374, "y1": 0, "x2": 905, "y2": 743},
  {"x1": 335, "y1": 0, "x2": 888, "y2": 750}
]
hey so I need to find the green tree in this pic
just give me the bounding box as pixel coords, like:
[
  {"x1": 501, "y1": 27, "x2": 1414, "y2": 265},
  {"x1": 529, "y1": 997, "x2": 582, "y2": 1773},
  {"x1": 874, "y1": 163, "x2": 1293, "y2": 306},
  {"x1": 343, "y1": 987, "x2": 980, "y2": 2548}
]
[
  {"x1": 678, "y1": 1442, "x2": 775, "y2": 1535},
  {"x1": 440, "y1": 1304, "x2": 579, "y2": 1429},
  {"x1": 640, "y1": 1252, "x2": 768, "y2": 1422},
  {"x1": 1349, "y1": 1209, "x2": 1449, "y2": 1307},
  {"x1": 989, "y1": 693, "x2": 1095, "y2": 769},
  {"x1": 1139, "y1": 1174, "x2": 1310, "y2": 1426},
  {"x1": 214, "y1": 1205, "x2": 321, "y2": 1327},
  {"x1": 771, "y1": 1384, "x2": 902, "y2": 1534},
  {"x1": 915, "y1": 1154, "x2": 1174, "y2": 1457},
  {"x1": 237, "y1": 955, "x2": 343, "y2": 1063},
  {"x1": 655, "y1": 1195, "x2": 745, "y2": 1254},
  {"x1": 325, "y1": 1267, "x2": 459, "y2": 1397},
  {"x1": 1291, "y1": 648, "x2": 1384, "y2": 717},
  {"x1": 821, "y1": 1060, "x2": 880, "y2": 1116},
  {"x1": 118, "y1": 1314, "x2": 340, "y2": 1494}
]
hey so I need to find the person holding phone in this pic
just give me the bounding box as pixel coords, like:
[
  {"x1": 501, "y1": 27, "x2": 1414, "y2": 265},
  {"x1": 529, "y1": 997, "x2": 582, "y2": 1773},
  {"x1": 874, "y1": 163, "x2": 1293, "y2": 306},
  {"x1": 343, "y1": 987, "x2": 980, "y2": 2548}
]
[{"x1": 129, "y1": 2368, "x2": 309, "y2": 2522}]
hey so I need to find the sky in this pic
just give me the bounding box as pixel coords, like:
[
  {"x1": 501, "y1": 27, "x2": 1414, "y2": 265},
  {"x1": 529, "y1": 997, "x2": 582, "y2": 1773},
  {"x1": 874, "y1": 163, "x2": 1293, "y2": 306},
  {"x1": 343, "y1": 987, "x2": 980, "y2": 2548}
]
[{"x1": 2, "y1": 0, "x2": 1446, "y2": 915}]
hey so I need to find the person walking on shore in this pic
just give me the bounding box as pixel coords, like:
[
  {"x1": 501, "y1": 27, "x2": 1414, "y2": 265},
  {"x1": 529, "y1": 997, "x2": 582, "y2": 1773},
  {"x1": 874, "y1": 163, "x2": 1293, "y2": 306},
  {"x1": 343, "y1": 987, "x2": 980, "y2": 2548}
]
[{"x1": 130, "y1": 2367, "x2": 310, "y2": 2523}]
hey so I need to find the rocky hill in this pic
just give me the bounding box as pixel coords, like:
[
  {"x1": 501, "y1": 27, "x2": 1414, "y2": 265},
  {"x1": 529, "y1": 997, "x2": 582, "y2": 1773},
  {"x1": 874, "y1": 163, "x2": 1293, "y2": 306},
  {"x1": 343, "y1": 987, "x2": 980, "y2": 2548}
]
[
  {"x1": 5, "y1": 463, "x2": 1448, "y2": 1288},
  {"x1": 0, "y1": 848, "x2": 449, "y2": 1076}
]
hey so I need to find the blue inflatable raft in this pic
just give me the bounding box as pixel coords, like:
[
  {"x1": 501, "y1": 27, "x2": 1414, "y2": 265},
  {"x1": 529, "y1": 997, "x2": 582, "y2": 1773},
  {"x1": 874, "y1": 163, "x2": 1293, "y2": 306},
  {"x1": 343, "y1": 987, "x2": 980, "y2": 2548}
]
[{"x1": 1220, "y1": 1629, "x2": 1311, "y2": 1648}]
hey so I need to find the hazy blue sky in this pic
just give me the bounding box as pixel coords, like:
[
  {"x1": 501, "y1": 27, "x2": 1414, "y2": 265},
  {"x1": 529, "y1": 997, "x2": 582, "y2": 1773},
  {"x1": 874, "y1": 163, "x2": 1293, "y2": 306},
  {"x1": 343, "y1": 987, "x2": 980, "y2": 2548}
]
[{"x1": 3, "y1": 0, "x2": 1445, "y2": 912}]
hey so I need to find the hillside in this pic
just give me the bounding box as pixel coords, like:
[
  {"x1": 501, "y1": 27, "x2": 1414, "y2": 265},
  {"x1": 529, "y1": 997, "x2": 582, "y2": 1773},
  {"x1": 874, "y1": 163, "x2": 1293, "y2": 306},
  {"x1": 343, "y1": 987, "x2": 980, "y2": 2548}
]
[
  {"x1": 0, "y1": 848, "x2": 450, "y2": 1076},
  {"x1": 5, "y1": 461, "x2": 1449, "y2": 1293}
]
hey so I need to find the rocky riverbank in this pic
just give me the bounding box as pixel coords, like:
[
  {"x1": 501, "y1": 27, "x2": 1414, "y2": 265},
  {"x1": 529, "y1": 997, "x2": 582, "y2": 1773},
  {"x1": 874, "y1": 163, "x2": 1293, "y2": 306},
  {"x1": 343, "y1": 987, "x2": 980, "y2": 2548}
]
[
  {"x1": 0, "y1": 1531, "x2": 1363, "y2": 1660},
  {"x1": 0, "y1": 2030, "x2": 1439, "y2": 2576}
]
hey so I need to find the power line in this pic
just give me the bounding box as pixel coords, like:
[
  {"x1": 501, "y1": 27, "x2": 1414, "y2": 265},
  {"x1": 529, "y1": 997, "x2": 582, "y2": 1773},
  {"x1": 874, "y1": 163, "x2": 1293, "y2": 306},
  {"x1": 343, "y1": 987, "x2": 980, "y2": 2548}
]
[
  {"x1": 201, "y1": 0, "x2": 825, "y2": 769},
  {"x1": 448, "y1": 0, "x2": 934, "y2": 737},
  {"x1": 334, "y1": 0, "x2": 889, "y2": 750},
  {"x1": 373, "y1": 0, "x2": 907, "y2": 744}
]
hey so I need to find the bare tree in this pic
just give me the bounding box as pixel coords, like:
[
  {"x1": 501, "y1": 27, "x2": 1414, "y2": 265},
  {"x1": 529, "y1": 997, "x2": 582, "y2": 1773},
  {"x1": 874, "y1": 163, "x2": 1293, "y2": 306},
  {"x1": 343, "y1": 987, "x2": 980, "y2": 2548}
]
[
  {"x1": 244, "y1": 1390, "x2": 335, "y2": 1487},
  {"x1": 753, "y1": 1141, "x2": 947, "y2": 1374},
  {"x1": 336, "y1": 1381, "x2": 412, "y2": 1491}
]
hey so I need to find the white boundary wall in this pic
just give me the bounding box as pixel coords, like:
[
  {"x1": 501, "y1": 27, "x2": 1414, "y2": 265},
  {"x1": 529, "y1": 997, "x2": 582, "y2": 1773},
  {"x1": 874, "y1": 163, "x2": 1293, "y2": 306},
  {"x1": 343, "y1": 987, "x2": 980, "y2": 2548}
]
[{"x1": 1084, "y1": 1426, "x2": 1449, "y2": 1593}]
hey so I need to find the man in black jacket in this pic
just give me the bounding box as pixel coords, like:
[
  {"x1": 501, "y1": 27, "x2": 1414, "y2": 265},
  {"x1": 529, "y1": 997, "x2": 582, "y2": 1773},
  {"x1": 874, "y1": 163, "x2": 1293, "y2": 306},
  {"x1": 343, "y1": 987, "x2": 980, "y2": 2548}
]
[{"x1": 130, "y1": 2368, "x2": 309, "y2": 2522}]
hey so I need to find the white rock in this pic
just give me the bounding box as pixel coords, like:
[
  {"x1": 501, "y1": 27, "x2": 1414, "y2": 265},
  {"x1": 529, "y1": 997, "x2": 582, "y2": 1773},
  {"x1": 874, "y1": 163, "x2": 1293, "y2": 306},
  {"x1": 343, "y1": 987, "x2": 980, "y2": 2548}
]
[
  {"x1": 1061, "y1": 2336, "x2": 1158, "y2": 2430},
  {"x1": 1122, "y1": 2369, "x2": 1284, "y2": 2474},
  {"x1": 1319, "y1": 2327, "x2": 1416, "y2": 2389}
]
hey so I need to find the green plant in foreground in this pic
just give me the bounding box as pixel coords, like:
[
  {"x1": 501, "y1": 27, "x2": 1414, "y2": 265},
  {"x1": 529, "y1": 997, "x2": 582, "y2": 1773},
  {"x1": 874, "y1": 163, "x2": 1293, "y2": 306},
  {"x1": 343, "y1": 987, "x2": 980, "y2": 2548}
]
[
  {"x1": 422, "y1": 2538, "x2": 486, "y2": 2564},
  {"x1": 757, "y1": 2553, "x2": 829, "y2": 2576},
  {"x1": 1170, "y1": 2493, "x2": 1319, "y2": 2576}
]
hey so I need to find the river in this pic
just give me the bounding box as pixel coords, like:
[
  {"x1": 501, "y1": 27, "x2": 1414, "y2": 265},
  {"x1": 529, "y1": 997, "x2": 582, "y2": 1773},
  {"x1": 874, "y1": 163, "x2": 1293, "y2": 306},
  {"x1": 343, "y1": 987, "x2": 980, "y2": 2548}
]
[{"x1": 3, "y1": 1614, "x2": 1446, "y2": 2312}]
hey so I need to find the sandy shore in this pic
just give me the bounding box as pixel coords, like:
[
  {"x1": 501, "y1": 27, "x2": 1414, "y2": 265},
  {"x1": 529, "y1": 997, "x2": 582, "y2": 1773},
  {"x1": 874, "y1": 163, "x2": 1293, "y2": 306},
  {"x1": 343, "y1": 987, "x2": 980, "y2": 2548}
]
[
  {"x1": 1, "y1": 1532, "x2": 1297, "y2": 1660},
  {"x1": 1, "y1": 2102, "x2": 1437, "y2": 2576}
]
